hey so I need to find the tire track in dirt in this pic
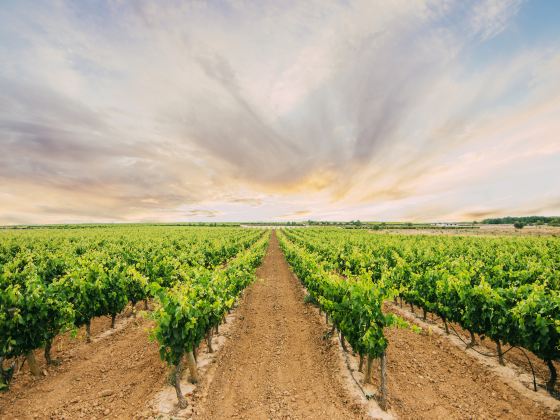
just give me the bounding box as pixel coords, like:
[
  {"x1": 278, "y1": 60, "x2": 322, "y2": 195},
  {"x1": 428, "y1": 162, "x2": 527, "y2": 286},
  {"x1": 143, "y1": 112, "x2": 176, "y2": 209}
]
[{"x1": 194, "y1": 231, "x2": 367, "y2": 420}]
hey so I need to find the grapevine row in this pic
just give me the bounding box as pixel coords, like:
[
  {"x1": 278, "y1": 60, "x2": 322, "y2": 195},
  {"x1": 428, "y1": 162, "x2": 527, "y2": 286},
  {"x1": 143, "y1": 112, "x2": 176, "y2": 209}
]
[
  {"x1": 283, "y1": 228, "x2": 559, "y2": 394},
  {"x1": 277, "y1": 230, "x2": 409, "y2": 409},
  {"x1": 0, "y1": 227, "x2": 264, "y2": 392},
  {"x1": 150, "y1": 231, "x2": 269, "y2": 406}
]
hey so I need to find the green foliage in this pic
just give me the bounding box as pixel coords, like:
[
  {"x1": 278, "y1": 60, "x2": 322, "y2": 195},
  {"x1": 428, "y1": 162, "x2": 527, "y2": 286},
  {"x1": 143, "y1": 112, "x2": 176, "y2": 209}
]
[
  {"x1": 102, "y1": 260, "x2": 130, "y2": 319},
  {"x1": 277, "y1": 231, "x2": 399, "y2": 358},
  {"x1": 0, "y1": 259, "x2": 73, "y2": 360},
  {"x1": 483, "y1": 216, "x2": 559, "y2": 225},
  {"x1": 150, "y1": 281, "x2": 207, "y2": 365},
  {"x1": 513, "y1": 285, "x2": 560, "y2": 362},
  {"x1": 54, "y1": 258, "x2": 109, "y2": 328},
  {"x1": 122, "y1": 266, "x2": 148, "y2": 306},
  {"x1": 150, "y1": 232, "x2": 269, "y2": 367},
  {"x1": 282, "y1": 227, "x2": 560, "y2": 367},
  {"x1": 0, "y1": 225, "x2": 267, "y2": 383}
]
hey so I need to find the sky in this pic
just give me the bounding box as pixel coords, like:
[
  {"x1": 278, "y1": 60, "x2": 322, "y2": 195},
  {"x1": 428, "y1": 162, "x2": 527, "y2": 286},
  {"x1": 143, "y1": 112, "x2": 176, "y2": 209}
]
[{"x1": 1, "y1": 0, "x2": 560, "y2": 224}]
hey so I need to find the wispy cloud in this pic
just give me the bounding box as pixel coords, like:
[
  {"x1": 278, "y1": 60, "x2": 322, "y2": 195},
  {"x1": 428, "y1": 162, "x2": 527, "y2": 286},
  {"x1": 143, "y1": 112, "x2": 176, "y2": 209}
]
[
  {"x1": 0, "y1": 0, "x2": 559, "y2": 223},
  {"x1": 280, "y1": 210, "x2": 311, "y2": 219},
  {"x1": 469, "y1": 0, "x2": 523, "y2": 40},
  {"x1": 183, "y1": 209, "x2": 222, "y2": 218}
]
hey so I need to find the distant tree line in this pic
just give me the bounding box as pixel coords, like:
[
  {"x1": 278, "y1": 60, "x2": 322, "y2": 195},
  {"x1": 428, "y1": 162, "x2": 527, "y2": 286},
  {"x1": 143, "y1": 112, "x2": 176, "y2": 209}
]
[{"x1": 482, "y1": 216, "x2": 560, "y2": 227}]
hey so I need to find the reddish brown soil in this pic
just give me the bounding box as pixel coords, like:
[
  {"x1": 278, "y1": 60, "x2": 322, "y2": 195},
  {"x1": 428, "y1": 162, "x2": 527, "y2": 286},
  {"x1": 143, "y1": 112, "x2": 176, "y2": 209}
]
[
  {"x1": 377, "y1": 321, "x2": 555, "y2": 419},
  {"x1": 0, "y1": 314, "x2": 166, "y2": 420},
  {"x1": 404, "y1": 304, "x2": 560, "y2": 395},
  {"x1": 193, "y1": 232, "x2": 368, "y2": 420}
]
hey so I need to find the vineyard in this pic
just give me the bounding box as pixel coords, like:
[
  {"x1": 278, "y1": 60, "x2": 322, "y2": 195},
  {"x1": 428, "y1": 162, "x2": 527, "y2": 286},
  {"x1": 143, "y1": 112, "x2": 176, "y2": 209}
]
[
  {"x1": 0, "y1": 225, "x2": 559, "y2": 419},
  {"x1": 0, "y1": 226, "x2": 267, "y2": 400},
  {"x1": 279, "y1": 229, "x2": 560, "y2": 399}
]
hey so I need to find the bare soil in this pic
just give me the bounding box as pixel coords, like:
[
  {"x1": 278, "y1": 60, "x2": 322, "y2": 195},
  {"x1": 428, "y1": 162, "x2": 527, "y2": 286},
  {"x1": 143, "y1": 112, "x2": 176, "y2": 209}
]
[
  {"x1": 0, "y1": 313, "x2": 166, "y2": 420},
  {"x1": 404, "y1": 303, "x2": 560, "y2": 396},
  {"x1": 373, "y1": 224, "x2": 560, "y2": 237},
  {"x1": 380, "y1": 303, "x2": 559, "y2": 419},
  {"x1": 193, "y1": 232, "x2": 368, "y2": 420}
]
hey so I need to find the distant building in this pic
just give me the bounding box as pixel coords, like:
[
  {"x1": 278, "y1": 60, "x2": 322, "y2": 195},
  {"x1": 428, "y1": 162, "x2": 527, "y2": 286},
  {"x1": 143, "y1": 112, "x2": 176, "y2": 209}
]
[{"x1": 432, "y1": 223, "x2": 459, "y2": 227}]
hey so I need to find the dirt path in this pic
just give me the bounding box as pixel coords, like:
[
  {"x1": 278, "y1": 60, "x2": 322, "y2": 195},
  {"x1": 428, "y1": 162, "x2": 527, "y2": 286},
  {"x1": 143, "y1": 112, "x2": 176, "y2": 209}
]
[
  {"x1": 0, "y1": 316, "x2": 166, "y2": 419},
  {"x1": 193, "y1": 231, "x2": 367, "y2": 420}
]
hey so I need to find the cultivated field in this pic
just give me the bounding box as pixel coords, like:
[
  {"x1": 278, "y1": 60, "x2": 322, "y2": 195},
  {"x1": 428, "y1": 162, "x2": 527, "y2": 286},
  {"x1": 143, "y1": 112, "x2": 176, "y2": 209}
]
[
  {"x1": 375, "y1": 224, "x2": 560, "y2": 237},
  {"x1": 1, "y1": 226, "x2": 559, "y2": 419}
]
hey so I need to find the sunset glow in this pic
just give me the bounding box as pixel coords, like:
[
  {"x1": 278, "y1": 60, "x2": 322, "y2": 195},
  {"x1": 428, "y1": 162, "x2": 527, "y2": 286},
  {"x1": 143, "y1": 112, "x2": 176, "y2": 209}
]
[{"x1": 1, "y1": 0, "x2": 559, "y2": 223}]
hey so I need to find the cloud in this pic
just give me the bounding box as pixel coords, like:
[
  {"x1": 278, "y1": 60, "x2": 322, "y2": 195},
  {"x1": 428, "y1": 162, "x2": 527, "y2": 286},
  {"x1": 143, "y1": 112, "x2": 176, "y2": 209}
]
[
  {"x1": 469, "y1": 0, "x2": 523, "y2": 40},
  {"x1": 183, "y1": 209, "x2": 222, "y2": 218},
  {"x1": 280, "y1": 210, "x2": 311, "y2": 219},
  {"x1": 0, "y1": 0, "x2": 559, "y2": 223},
  {"x1": 460, "y1": 209, "x2": 506, "y2": 220}
]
